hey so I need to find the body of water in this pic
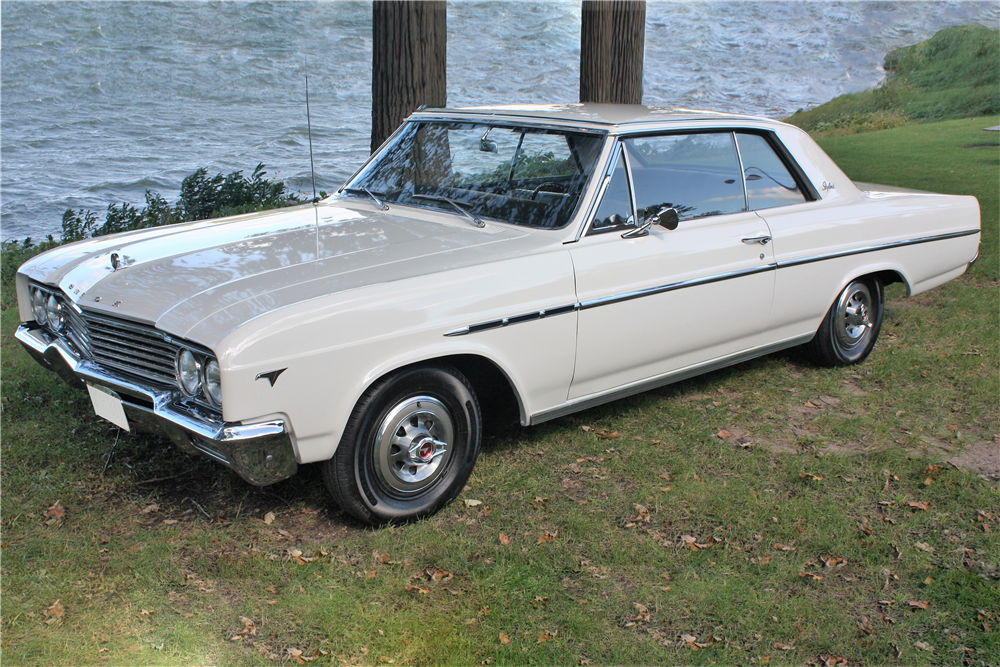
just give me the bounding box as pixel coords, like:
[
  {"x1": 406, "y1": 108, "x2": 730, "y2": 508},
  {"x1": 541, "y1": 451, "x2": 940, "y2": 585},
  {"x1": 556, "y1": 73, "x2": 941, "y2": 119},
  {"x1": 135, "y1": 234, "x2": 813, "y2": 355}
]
[{"x1": 2, "y1": 1, "x2": 998, "y2": 240}]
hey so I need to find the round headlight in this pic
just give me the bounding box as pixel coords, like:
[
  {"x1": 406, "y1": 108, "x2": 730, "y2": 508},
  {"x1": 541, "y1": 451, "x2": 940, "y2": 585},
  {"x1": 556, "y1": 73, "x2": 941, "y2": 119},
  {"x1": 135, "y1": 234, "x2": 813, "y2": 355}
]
[
  {"x1": 176, "y1": 349, "x2": 201, "y2": 395},
  {"x1": 32, "y1": 288, "x2": 48, "y2": 325},
  {"x1": 204, "y1": 359, "x2": 222, "y2": 406},
  {"x1": 45, "y1": 295, "x2": 63, "y2": 332}
]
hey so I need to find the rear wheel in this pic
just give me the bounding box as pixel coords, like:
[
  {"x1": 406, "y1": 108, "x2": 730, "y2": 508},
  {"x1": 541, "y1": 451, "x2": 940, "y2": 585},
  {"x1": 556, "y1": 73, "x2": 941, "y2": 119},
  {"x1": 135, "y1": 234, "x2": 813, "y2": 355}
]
[
  {"x1": 806, "y1": 277, "x2": 884, "y2": 366},
  {"x1": 323, "y1": 364, "x2": 481, "y2": 525}
]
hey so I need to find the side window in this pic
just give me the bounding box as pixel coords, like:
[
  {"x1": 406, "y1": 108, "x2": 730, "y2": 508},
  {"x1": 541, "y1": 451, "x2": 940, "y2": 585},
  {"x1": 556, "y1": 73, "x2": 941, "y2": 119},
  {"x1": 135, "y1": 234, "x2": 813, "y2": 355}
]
[
  {"x1": 589, "y1": 147, "x2": 634, "y2": 233},
  {"x1": 735, "y1": 133, "x2": 808, "y2": 210},
  {"x1": 623, "y1": 133, "x2": 746, "y2": 222}
]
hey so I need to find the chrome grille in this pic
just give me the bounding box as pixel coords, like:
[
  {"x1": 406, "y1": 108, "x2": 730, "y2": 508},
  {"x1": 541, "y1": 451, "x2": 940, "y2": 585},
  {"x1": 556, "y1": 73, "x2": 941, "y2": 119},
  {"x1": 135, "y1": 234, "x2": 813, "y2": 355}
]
[{"x1": 80, "y1": 311, "x2": 178, "y2": 385}]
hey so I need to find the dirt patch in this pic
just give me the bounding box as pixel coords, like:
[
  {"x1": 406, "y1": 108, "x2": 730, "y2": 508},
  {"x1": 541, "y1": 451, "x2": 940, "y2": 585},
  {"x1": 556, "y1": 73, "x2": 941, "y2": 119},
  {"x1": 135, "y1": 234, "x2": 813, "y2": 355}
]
[{"x1": 947, "y1": 436, "x2": 1000, "y2": 480}]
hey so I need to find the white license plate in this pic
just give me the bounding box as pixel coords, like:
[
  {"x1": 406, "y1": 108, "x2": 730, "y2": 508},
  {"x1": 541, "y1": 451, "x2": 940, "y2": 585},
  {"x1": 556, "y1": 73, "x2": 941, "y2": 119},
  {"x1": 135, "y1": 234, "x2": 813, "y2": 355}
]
[{"x1": 87, "y1": 383, "x2": 130, "y2": 431}]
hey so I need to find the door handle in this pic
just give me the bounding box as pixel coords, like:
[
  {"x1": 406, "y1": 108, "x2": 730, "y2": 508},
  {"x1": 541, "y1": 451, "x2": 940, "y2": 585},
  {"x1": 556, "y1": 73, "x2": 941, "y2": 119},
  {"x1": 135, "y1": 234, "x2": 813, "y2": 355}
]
[{"x1": 742, "y1": 236, "x2": 771, "y2": 245}]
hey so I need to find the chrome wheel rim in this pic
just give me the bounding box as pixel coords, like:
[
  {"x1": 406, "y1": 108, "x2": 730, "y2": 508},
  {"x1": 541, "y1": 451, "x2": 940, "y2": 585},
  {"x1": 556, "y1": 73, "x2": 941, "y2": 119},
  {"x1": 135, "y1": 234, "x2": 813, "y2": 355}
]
[
  {"x1": 373, "y1": 396, "x2": 454, "y2": 495},
  {"x1": 835, "y1": 282, "x2": 873, "y2": 351}
]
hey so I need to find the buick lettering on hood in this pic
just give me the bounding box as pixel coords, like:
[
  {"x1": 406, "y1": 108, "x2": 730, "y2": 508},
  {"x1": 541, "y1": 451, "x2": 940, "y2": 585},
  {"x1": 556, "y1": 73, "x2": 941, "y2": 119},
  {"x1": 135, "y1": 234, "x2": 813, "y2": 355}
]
[{"x1": 15, "y1": 105, "x2": 981, "y2": 525}]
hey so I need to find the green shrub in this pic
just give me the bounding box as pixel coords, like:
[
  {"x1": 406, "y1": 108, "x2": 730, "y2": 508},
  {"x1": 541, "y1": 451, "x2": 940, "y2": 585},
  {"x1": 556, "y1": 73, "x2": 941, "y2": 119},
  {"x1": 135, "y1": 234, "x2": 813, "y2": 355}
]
[{"x1": 1, "y1": 163, "x2": 300, "y2": 290}]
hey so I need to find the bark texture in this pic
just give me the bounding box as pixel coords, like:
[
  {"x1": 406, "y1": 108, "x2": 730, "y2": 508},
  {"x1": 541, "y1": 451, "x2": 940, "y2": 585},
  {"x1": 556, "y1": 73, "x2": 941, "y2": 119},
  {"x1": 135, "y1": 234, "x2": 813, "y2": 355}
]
[
  {"x1": 371, "y1": 1, "x2": 447, "y2": 153},
  {"x1": 579, "y1": 1, "x2": 646, "y2": 105}
]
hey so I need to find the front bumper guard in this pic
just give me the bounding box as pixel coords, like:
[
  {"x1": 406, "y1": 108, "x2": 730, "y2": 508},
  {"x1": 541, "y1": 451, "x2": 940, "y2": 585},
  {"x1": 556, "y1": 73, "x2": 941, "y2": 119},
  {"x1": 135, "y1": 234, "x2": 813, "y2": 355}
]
[{"x1": 15, "y1": 324, "x2": 298, "y2": 486}]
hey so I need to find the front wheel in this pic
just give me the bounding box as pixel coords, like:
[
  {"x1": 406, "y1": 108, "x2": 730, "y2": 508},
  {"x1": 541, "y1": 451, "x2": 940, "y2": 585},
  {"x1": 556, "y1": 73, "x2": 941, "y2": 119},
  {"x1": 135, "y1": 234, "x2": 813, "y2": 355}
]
[
  {"x1": 323, "y1": 364, "x2": 481, "y2": 525},
  {"x1": 805, "y1": 277, "x2": 884, "y2": 366}
]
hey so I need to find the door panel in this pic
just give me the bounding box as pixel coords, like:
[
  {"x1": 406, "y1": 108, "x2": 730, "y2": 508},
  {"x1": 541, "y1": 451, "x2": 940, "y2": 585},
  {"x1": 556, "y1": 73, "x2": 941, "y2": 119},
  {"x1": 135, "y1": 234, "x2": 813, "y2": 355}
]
[{"x1": 569, "y1": 211, "x2": 775, "y2": 399}]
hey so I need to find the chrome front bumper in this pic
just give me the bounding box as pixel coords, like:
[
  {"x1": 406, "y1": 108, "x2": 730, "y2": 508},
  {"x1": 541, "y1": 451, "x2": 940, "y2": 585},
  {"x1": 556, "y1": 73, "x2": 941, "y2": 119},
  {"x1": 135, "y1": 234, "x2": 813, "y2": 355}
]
[{"x1": 15, "y1": 324, "x2": 298, "y2": 486}]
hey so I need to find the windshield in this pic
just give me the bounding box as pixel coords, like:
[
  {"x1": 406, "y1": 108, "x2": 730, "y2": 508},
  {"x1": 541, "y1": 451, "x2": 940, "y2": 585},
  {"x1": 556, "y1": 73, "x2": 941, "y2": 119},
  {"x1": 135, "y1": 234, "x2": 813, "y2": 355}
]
[{"x1": 343, "y1": 121, "x2": 607, "y2": 229}]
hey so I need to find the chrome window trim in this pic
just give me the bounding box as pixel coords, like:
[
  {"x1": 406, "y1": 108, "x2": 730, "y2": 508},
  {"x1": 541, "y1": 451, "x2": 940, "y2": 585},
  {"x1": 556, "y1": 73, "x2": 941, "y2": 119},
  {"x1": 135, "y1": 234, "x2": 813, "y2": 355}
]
[{"x1": 731, "y1": 130, "x2": 750, "y2": 212}]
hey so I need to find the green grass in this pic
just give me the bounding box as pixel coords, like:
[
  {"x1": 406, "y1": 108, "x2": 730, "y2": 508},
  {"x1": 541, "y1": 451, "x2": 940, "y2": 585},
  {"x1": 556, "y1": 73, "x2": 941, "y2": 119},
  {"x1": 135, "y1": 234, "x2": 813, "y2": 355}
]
[
  {"x1": 2, "y1": 118, "x2": 998, "y2": 666},
  {"x1": 788, "y1": 25, "x2": 999, "y2": 135}
]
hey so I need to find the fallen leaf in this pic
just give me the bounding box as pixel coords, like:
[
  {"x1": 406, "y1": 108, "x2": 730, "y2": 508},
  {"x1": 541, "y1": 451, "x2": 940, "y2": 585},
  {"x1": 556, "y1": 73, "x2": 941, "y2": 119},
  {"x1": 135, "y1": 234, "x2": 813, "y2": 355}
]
[
  {"x1": 46, "y1": 600, "x2": 65, "y2": 621},
  {"x1": 772, "y1": 642, "x2": 795, "y2": 651},
  {"x1": 772, "y1": 543, "x2": 796, "y2": 552},
  {"x1": 923, "y1": 477, "x2": 935, "y2": 486},
  {"x1": 464, "y1": 499, "x2": 483, "y2": 508},
  {"x1": 799, "y1": 572, "x2": 823, "y2": 581},
  {"x1": 264, "y1": 511, "x2": 276, "y2": 525},
  {"x1": 716, "y1": 429, "x2": 733, "y2": 439},
  {"x1": 907, "y1": 501, "x2": 930, "y2": 511},
  {"x1": 499, "y1": 533, "x2": 511, "y2": 546},
  {"x1": 799, "y1": 473, "x2": 823, "y2": 481},
  {"x1": 914, "y1": 542, "x2": 933, "y2": 552},
  {"x1": 141, "y1": 504, "x2": 159, "y2": 514},
  {"x1": 580, "y1": 425, "x2": 592, "y2": 432},
  {"x1": 915, "y1": 641, "x2": 933, "y2": 651},
  {"x1": 908, "y1": 600, "x2": 930, "y2": 610},
  {"x1": 923, "y1": 576, "x2": 934, "y2": 585},
  {"x1": 163, "y1": 519, "x2": 178, "y2": 525},
  {"x1": 537, "y1": 531, "x2": 558, "y2": 544},
  {"x1": 595, "y1": 430, "x2": 620, "y2": 439},
  {"x1": 499, "y1": 632, "x2": 510, "y2": 645},
  {"x1": 537, "y1": 630, "x2": 558, "y2": 643},
  {"x1": 404, "y1": 585, "x2": 429, "y2": 594}
]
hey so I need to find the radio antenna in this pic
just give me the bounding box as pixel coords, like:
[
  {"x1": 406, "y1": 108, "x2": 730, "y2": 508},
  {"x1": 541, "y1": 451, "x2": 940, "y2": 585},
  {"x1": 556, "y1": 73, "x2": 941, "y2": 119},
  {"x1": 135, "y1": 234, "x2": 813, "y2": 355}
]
[{"x1": 305, "y1": 69, "x2": 319, "y2": 203}]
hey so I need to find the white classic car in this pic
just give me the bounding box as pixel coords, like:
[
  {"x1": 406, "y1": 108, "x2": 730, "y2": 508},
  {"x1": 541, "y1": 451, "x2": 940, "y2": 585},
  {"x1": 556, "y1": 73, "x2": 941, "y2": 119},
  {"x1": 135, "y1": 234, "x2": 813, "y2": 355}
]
[{"x1": 16, "y1": 104, "x2": 981, "y2": 524}]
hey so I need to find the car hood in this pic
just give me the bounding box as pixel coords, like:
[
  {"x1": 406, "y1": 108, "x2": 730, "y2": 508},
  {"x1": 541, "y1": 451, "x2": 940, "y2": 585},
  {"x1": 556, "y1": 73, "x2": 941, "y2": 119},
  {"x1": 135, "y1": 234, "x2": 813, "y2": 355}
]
[{"x1": 24, "y1": 199, "x2": 547, "y2": 346}]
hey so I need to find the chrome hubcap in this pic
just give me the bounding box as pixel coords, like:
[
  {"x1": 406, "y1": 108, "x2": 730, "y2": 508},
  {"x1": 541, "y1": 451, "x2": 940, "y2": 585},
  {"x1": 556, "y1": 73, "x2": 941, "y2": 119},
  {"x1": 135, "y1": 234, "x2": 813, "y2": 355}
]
[
  {"x1": 373, "y1": 396, "x2": 454, "y2": 494},
  {"x1": 835, "y1": 282, "x2": 873, "y2": 350}
]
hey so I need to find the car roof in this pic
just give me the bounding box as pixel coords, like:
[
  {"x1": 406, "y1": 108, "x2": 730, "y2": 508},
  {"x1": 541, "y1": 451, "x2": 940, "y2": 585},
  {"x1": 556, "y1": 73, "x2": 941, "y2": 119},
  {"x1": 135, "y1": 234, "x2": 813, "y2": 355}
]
[{"x1": 410, "y1": 103, "x2": 781, "y2": 131}]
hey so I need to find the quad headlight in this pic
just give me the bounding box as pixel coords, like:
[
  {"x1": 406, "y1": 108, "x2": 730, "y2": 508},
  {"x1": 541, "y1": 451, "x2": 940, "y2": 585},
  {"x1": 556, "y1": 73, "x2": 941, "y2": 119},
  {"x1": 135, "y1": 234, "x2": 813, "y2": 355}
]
[
  {"x1": 175, "y1": 348, "x2": 222, "y2": 408},
  {"x1": 204, "y1": 359, "x2": 222, "y2": 406},
  {"x1": 176, "y1": 349, "x2": 202, "y2": 396},
  {"x1": 31, "y1": 288, "x2": 48, "y2": 325},
  {"x1": 45, "y1": 294, "x2": 63, "y2": 332}
]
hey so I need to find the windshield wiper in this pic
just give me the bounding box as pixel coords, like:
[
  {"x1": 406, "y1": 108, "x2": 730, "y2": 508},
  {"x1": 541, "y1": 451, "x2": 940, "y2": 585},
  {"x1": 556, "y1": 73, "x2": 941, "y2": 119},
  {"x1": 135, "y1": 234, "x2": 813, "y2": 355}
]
[
  {"x1": 411, "y1": 194, "x2": 486, "y2": 228},
  {"x1": 344, "y1": 187, "x2": 389, "y2": 211}
]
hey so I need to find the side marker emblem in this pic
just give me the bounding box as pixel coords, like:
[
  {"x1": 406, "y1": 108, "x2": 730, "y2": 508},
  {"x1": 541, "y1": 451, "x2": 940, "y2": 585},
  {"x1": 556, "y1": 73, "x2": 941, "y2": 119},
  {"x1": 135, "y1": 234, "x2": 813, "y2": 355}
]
[{"x1": 255, "y1": 368, "x2": 287, "y2": 387}]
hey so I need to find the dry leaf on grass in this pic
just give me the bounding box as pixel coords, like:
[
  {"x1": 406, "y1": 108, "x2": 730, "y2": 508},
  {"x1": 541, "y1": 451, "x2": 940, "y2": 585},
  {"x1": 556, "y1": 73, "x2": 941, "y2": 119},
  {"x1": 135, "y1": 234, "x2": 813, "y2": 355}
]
[
  {"x1": 263, "y1": 511, "x2": 276, "y2": 525},
  {"x1": 404, "y1": 585, "x2": 429, "y2": 594},
  {"x1": 595, "y1": 430, "x2": 619, "y2": 439},
  {"x1": 498, "y1": 533, "x2": 511, "y2": 545},
  {"x1": 44, "y1": 600, "x2": 65, "y2": 625},
  {"x1": 907, "y1": 501, "x2": 931, "y2": 511},
  {"x1": 464, "y1": 499, "x2": 482, "y2": 508},
  {"x1": 499, "y1": 632, "x2": 510, "y2": 645},
  {"x1": 773, "y1": 643, "x2": 795, "y2": 651},
  {"x1": 163, "y1": 519, "x2": 178, "y2": 525},
  {"x1": 44, "y1": 501, "x2": 65, "y2": 525},
  {"x1": 537, "y1": 630, "x2": 558, "y2": 643},
  {"x1": 716, "y1": 429, "x2": 733, "y2": 439},
  {"x1": 908, "y1": 600, "x2": 930, "y2": 610},
  {"x1": 914, "y1": 542, "x2": 933, "y2": 552},
  {"x1": 537, "y1": 530, "x2": 558, "y2": 544},
  {"x1": 773, "y1": 543, "x2": 796, "y2": 551},
  {"x1": 799, "y1": 473, "x2": 823, "y2": 481}
]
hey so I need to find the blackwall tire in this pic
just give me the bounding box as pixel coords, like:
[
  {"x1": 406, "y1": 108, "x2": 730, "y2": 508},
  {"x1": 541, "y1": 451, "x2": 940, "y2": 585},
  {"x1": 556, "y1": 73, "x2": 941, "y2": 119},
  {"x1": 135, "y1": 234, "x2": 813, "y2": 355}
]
[
  {"x1": 322, "y1": 364, "x2": 481, "y2": 525},
  {"x1": 806, "y1": 277, "x2": 884, "y2": 366}
]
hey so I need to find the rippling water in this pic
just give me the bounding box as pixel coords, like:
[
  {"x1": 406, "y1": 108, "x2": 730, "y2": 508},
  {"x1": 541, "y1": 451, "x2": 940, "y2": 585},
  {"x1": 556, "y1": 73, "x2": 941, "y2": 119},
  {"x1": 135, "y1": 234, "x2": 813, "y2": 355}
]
[{"x1": 2, "y1": 1, "x2": 997, "y2": 240}]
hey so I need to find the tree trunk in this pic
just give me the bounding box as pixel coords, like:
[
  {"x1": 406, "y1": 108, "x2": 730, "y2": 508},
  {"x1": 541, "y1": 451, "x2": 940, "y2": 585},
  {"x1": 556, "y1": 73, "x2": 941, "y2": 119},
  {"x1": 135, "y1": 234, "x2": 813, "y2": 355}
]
[
  {"x1": 579, "y1": 1, "x2": 646, "y2": 104},
  {"x1": 371, "y1": 1, "x2": 447, "y2": 153}
]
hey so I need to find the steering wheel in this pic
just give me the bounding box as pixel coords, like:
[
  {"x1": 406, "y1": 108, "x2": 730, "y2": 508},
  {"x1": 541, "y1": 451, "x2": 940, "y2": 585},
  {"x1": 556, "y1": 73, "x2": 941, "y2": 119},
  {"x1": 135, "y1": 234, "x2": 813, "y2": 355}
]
[{"x1": 530, "y1": 182, "x2": 566, "y2": 200}]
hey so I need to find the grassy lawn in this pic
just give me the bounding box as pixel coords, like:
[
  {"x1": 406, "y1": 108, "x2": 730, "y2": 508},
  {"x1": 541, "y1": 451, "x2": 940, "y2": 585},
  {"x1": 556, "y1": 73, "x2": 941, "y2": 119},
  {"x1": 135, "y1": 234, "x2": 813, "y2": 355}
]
[{"x1": 1, "y1": 118, "x2": 997, "y2": 666}]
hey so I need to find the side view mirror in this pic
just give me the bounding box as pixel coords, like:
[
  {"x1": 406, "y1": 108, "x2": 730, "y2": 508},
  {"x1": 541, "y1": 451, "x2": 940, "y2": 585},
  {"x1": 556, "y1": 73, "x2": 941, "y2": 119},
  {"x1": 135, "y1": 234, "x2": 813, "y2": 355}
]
[{"x1": 651, "y1": 207, "x2": 679, "y2": 230}]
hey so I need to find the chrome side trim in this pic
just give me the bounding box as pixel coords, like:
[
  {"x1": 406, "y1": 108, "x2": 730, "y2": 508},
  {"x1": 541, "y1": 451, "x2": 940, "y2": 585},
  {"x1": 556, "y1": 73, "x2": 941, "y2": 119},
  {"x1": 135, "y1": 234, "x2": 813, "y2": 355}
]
[
  {"x1": 445, "y1": 230, "x2": 977, "y2": 338},
  {"x1": 779, "y1": 229, "x2": 980, "y2": 269},
  {"x1": 578, "y1": 263, "x2": 776, "y2": 310},
  {"x1": 528, "y1": 333, "x2": 814, "y2": 425},
  {"x1": 444, "y1": 303, "x2": 578, "y2": 337}
]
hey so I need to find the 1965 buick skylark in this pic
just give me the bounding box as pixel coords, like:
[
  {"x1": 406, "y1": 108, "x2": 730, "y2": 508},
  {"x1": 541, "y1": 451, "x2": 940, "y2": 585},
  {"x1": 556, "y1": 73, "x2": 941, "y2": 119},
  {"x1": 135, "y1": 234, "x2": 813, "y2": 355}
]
[{"x1": 15, "y1": 104, "x2": 981, "y2": 524}]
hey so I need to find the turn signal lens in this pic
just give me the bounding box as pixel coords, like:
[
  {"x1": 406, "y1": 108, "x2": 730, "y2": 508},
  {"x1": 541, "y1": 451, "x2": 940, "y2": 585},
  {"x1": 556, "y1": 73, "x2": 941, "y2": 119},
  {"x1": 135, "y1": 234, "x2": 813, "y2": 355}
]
[
  {"x1": 176, "y1": 349, "x2": 201, "y2": 395},
  {"x1": 204, "y1": 359, "x2": 222, "y2": 407}
]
